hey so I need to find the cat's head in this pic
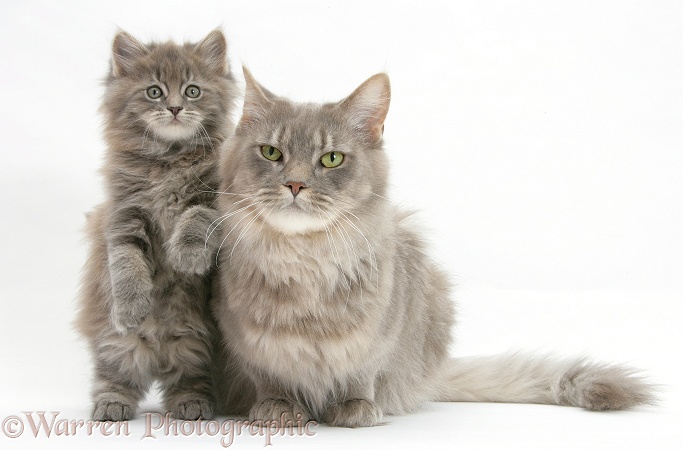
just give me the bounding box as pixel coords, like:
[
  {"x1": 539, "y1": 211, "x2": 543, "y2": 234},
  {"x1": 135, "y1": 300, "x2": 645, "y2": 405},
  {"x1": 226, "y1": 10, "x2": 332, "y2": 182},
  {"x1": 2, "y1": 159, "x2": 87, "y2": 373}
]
[
  {"x1": 221, "y1": 69, "x2": 391, "y2": 235},
  {"x1": 102, "y1": 29, "x2": 235, "y2": 152}
]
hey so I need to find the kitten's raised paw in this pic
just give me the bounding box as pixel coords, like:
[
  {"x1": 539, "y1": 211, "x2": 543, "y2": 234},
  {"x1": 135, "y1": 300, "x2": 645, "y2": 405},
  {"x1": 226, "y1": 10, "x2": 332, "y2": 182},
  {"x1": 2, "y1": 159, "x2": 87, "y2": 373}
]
[
  {"x1": 92, "y1": 400, "x2": 136, "y2": 421},
  {"x1": 111, "y1": 295, "x2": 151, "y2": 333},
  {"x1": 167, "y1": 206, "x2": 217, "y2": 275},
  {"x1": 166, "y1": 235, "x2": 213, "y2": 275},
  {"x1": 171, "y1": 398, "x2": 214, "y2": 420},
  {"x1": 322, "y1": 398, "x2": 383, "y2": 427},
  {"x1": 249, "y1": 398, "x2": 309, "y2": 427}
]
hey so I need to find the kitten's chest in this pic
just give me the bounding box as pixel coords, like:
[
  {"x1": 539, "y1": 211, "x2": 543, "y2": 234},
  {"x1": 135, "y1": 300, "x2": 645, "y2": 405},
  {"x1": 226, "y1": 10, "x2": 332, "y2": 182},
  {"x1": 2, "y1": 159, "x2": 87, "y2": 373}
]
[
  {"x1": 138, "y1": 158, "x2": 215, "y2": 232},
  {"x1": 149, "y1": 167, "x2": 194, "y2": 213}
]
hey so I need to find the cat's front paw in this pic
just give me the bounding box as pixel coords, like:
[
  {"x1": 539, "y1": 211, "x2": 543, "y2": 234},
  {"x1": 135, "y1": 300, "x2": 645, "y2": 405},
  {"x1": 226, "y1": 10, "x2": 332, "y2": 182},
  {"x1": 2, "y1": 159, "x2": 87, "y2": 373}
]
[
  {"x1": 322, "y1": 398, "x2": 383, "y2": 427},
  {"x1": 92, "y1": 399, "x2": 136, "y2": 421},
  {"x1": 249, "y1": 398, "x2": 309, "y2": 427}
]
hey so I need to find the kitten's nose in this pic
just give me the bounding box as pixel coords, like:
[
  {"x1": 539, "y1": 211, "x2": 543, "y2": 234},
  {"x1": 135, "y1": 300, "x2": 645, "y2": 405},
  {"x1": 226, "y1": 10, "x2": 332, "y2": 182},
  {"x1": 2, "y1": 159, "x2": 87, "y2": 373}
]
[
  {"x1": 285, "y1": 181, "x2": 307, "y2": 197},
  {"x1": 167, "y1": 106, "x2": 183, "y2": 117}
]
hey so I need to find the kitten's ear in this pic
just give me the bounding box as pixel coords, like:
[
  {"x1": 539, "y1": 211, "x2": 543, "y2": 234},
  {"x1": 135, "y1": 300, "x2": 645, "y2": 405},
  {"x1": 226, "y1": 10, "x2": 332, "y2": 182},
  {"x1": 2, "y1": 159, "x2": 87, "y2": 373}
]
[
  {"x1": 239, "y1": 67, "x2": 274, "y2": 127},
  {"x1": 339, "y1": 73, "x2": 391, "y2": 143},
  {"x1": 111, "y1": 31, "x2": 148, "y2": 78},
  {"x1": 197, "y1": 29, "x2": 229, "y2": 75}
]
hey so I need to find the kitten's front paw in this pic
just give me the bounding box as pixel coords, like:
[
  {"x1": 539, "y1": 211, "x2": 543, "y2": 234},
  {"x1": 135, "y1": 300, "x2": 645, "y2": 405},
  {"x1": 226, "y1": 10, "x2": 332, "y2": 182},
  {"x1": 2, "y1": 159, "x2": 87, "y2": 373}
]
[
  {"x1": 92, "y1": 399, "x2": 136, "y2": 421},
  {"x1": 249, "y1": 398, "x2": 309, "y2": 427},
  {"x1": 171, "y1": 398, "x2": 214, "y2": 420},
  {"x1": 167, "y1": 206, "x2": 218, "y2": 275},
  {"x1": 166, "y1": 236, "x2": 213, "y2": 275},
  {"x1": 111, "y1": 294, "x2": 152, "y2": 333},
  {"x1": 322, "y1": 398, "x2": 383, "y2": 427}
]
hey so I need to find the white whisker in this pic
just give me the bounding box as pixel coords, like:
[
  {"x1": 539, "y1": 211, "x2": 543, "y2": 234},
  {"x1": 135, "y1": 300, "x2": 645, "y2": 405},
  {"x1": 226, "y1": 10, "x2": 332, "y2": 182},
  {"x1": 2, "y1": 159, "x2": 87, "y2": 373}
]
[
  {"x1": 316, "y1": 207, "x2": 352, "y2": 295},
  {"x1": 230, "y1": 203, "x2": 274, "y2": 260},
  {"x1": 333, "y1": 206, "x2": 379, "y2": 289},
  {"x1": 321, "y1": 208, "x2": 363, "y2": 309},
  {"x1": 207, "y1": 199, "x2": 264, "y2": 249},
  {"x1": 215, "y1": 204, "x2": 262, "y2": 266}
]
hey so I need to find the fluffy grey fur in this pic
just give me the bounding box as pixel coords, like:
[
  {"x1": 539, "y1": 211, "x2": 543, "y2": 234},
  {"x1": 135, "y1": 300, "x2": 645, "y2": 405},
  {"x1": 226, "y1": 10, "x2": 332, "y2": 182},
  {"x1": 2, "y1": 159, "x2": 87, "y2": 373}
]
[
  {"x1": 76, "y1": 29, "x2": 237, "y2": 421},
  {"x1": 212, "y1": 69, "x2": 655, "y2": 427}
]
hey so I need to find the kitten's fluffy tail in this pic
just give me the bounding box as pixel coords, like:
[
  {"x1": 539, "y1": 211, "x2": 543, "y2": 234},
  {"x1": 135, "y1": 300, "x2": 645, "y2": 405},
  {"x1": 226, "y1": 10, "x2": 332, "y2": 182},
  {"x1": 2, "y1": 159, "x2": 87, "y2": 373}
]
[{"x1": 432, "y1": 353, "x2": 656, "y2": 411}]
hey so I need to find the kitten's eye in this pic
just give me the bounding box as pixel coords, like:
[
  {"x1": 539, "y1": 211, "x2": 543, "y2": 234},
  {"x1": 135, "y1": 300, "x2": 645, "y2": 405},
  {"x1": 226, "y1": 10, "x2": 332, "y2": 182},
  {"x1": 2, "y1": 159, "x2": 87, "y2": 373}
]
[
  {"x1": 261, "y1": 145, "x2": 282, "y2": 161},
  {"x1": 185, "y1": 85, "x2": 201, "y2": 98},
  {"x1": 146, "y1": 86, "x2": 163, "y2": 99},
  {"x1": 321, "y1": 151, "x2": 344, "y2": 168}
]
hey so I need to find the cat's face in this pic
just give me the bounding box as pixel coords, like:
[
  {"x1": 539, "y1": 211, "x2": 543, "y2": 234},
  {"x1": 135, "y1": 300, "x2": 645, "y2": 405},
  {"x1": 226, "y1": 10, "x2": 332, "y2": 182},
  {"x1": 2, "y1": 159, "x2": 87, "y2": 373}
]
[
  {"x1": 103, "y1": 30, "x2": 234, "y2": 150},
  {"x1": 221, "y1": 70, "x2": 391, "y2": 235}
]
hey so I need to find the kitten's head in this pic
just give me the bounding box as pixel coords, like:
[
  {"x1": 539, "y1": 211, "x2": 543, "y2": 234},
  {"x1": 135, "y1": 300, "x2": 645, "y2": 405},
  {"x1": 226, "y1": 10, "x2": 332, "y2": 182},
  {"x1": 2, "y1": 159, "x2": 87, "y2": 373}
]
[
  {"x1": 221, "y1": 69, "x2": 391, "y2": 235},
  {"x1": 102, "y1": 29, "x2": 236, "y2": 153}
]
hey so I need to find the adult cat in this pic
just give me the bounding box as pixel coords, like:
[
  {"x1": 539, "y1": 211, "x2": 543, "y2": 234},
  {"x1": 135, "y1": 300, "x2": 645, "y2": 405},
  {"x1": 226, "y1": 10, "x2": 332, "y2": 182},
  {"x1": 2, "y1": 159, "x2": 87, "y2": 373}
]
[
  {"x1": 76, "y1": 29, "x2": 236, "y2": 421},
  {"x1": 212, "y1": 69, "x2": 653, "y2": 427}
]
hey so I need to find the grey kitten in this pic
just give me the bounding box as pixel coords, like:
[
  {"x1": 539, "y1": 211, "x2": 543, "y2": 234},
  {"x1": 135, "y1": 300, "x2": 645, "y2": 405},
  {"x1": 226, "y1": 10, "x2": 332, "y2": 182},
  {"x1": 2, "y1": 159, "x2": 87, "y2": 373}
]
[
  {"x1": 212, "y1": 68, "x2": 655, "y2": 427},
  {"x1": 76, "y1": 29, "x2": 237, "y2": 421}
]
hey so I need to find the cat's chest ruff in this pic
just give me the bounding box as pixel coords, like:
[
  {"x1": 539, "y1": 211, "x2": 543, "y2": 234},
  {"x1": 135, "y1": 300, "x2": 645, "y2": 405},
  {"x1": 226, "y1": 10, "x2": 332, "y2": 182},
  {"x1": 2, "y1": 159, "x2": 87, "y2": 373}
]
[
  {"x1": 251, "y1": 231, "x2": 355, "y2": 294},
  {"x1": 230, "y1": 225, "x2": 390, "y2": 386}
]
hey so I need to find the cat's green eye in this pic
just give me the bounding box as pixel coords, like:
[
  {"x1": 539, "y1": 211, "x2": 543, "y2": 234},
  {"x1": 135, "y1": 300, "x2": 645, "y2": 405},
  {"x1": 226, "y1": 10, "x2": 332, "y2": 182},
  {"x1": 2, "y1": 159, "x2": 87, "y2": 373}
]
[
  {"x1": 321, "y1": 151, "x2": 344, "y2": 168},
  {"x1": 261, "y1": 145, "x2": 282, "y2": 161},
  {"x1": 146, "y1": 86, "x2": 163, "y2": 99},
  {"x1": 185, "y1": 85, "x2": 201, "y2": 98}
]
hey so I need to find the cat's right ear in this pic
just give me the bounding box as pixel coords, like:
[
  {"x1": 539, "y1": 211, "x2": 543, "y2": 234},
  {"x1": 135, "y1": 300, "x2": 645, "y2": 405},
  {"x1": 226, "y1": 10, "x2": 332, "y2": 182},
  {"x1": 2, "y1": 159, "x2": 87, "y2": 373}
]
[
  {"x1": 111, "y1": 31, "x2": 148, "y2": 78},
  {"x1": 239, "y1": 67, "x2": 274, "y2": 127},
  {"x1": 339, "y1": 73, "x2": 391, "y2": 143}
]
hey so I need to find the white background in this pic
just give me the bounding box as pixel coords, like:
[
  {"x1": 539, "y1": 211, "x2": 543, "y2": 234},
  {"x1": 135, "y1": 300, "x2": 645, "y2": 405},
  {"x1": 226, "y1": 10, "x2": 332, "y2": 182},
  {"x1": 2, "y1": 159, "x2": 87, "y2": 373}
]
[{"x1": 0, "y1": 0, "x2": 681, "y2": 448}]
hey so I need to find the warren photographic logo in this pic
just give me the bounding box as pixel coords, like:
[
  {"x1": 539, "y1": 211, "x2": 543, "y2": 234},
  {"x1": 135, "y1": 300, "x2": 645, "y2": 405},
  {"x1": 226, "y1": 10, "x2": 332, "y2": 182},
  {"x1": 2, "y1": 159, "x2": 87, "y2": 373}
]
[{"x1": 2, "y1": 411, "x2": 317, "y2": 447}]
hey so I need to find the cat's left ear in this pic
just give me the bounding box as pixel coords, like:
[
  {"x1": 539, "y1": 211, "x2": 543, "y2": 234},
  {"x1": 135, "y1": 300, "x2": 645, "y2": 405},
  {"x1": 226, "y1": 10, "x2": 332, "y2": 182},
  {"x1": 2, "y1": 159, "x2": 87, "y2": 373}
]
[
  {"x1": 339, "y1": 73, "x2": 391, "y2": 143},
  {"x1": 196, "y1": 29, "x2": 229, "y2": 75}
]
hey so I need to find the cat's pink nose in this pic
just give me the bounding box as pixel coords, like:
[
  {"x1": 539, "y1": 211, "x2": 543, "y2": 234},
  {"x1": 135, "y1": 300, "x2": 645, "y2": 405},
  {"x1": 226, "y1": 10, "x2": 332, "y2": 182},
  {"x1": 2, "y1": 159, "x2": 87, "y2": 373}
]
[
  {"x1": 168, "y1": 106, "x2": 183, "y2": 117},
  {"x1": 285, "y1": 181, "x2": 307, "y2": 197}
]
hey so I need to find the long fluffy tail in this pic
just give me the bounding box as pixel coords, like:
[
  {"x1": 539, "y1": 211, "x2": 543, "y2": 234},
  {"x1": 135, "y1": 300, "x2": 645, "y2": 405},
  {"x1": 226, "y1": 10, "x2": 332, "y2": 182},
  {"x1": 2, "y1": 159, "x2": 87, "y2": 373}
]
[{"x1": 432, "y1": 353, "x2": 656, "y2": 411}]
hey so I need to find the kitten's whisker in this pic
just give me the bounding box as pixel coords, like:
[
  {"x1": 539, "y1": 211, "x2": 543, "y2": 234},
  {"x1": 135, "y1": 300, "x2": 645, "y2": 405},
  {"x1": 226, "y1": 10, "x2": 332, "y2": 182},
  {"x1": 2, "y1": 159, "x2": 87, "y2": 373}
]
[
  {"x1": 152, "y1": 129, "x2": 160, "y2": 150},
  {"x1": 189, "y1": 166, "x2": 219, "y2": 195},
  {"x1": 194, "y1": 123, "x2": 210, "y2": 159},
  {"x1": 124, "y1": 117, "x2": 145, "y2": 132},
  {"x1": 141, "y1": 123, "x2": 153, "y2": 150},
  {"x1": 198, "y1": 123, "x2": 215, "y2": 151},
  {"x1": 198, "y1": 190, "x2": 247, "y2": 197},
  {"x1": 190, "y1": 123, "x2": 203, "y2": 158}
]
